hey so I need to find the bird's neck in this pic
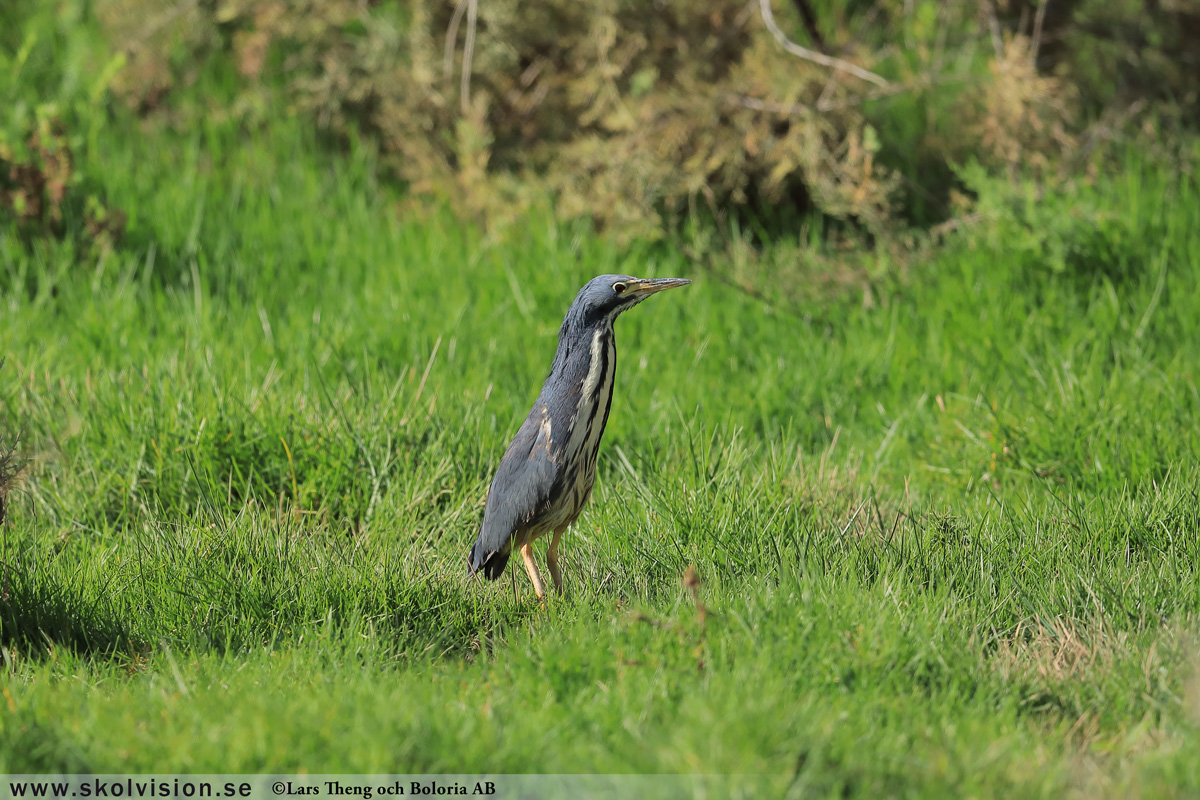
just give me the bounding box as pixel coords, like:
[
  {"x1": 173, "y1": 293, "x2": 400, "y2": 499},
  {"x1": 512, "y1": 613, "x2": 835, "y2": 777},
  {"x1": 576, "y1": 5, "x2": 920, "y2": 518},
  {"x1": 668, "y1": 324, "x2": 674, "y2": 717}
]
[
  {"x1": 575, "y1": 323, "x2": 614, "y2": 399},
  {"x1": 554, "y1": 315, "x2": 613, "y2": 365},
  {"x1": 540, "y1": 319, "x2": 617, "y2": 412},
  {"x1": 550, "y1": 321, "x2": 617, "y2": 464}
]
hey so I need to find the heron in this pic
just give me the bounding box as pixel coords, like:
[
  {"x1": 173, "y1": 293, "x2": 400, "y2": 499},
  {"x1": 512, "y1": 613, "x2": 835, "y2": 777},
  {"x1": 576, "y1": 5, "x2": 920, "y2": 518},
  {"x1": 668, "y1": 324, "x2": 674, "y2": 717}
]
[{"x1": 467, "y1": 274, "x2": 692, "y2": 599}]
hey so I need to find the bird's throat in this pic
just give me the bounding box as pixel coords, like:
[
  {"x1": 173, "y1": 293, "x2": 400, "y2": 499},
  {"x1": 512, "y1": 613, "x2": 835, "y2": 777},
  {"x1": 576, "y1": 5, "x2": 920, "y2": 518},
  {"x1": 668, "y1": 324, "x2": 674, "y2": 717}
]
[{"x1": 565, "y1": 326, "x2": 616, "y2": 466}]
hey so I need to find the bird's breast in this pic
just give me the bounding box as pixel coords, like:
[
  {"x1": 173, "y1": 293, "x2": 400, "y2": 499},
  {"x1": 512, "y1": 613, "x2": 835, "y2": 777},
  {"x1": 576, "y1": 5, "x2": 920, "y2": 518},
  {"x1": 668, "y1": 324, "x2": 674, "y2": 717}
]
[{"x1": 537, "y1": 325, "x2": 615, "y2": 529}]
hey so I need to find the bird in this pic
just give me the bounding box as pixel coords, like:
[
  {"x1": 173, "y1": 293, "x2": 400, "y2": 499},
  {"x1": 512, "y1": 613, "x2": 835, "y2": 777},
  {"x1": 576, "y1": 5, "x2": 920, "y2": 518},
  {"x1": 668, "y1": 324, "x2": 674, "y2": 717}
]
[{"x1": 467, "y1": 274, "x2": 692, "y2": 600}]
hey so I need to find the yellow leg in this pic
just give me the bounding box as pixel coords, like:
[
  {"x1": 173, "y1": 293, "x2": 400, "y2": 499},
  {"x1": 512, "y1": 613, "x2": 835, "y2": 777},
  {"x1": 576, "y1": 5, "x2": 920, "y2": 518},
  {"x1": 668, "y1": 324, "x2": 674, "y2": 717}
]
[
  {"x1": 520, "y1": 542, "x2": 548, "y2": 600},
  {"x1": 546, "y1": 526, "x2": 565, "y2": 594}
]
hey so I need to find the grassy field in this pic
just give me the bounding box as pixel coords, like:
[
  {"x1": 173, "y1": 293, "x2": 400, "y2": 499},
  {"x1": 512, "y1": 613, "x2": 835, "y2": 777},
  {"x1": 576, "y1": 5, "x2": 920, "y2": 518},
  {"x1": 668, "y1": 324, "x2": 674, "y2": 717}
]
[{"x1": 3, "y1": 7, "x2": 1200, "y2": 797}]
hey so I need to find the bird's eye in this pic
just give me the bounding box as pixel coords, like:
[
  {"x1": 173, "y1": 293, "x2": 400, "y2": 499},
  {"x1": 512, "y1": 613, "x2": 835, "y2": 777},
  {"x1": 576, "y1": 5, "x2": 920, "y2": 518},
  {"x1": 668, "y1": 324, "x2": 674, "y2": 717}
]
[{"x1": 612, "y1": 282, "x2": 627, "y2": 294}]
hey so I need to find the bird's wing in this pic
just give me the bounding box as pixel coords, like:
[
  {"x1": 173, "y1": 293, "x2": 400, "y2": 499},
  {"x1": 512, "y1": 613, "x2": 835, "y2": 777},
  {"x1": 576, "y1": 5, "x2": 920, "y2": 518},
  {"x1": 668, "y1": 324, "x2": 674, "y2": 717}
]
[{"x1": 469, "y1": 403, "x2": 561, "y2": 571}]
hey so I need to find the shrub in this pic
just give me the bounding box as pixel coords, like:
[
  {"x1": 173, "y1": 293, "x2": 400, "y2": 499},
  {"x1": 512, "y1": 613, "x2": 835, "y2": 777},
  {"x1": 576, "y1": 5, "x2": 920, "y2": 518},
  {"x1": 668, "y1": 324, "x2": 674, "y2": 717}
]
[
  {"x1": 97, "y1": 0, "x2": 951, "y2": 241},
  {"x1": 86, "y1": 0, "x2": 1200, "y2": 245}
]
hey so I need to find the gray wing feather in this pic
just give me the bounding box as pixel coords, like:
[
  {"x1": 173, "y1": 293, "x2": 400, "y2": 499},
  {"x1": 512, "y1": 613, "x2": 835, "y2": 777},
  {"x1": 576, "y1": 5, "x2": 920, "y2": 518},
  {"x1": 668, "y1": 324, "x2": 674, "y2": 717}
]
[{"x1": 468, "y1": 403, "x2": 561, "y2": 578}]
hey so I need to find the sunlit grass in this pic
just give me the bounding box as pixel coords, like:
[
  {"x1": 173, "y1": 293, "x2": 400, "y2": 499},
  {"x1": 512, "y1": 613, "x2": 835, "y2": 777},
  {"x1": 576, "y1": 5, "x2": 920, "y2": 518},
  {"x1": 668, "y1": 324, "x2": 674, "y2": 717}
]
[{"x1": 1, "y1": 8, "x2": 1199, "y2": 797}]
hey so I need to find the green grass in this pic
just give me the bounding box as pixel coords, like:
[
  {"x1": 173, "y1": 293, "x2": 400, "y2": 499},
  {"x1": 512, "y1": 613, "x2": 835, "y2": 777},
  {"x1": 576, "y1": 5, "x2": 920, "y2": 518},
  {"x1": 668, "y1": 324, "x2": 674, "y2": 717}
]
[{"x1": 2, "y1": 7, "x2": 1200, "y2": 797}]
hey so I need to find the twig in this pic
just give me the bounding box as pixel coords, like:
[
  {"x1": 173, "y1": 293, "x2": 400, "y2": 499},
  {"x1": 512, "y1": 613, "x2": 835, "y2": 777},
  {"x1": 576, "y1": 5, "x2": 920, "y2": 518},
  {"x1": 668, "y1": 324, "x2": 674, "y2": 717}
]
[
  {"x1": 1030, "y1": 0, "x2": 1049, "y2": 66},
  {"x1": 460, "y1": 0, "x2": 479, "y2": 115},
  {"x1": 443, "y1": 0, "x2": 469, "y2": 82},
  {"x1": 758, "y1": 0, "x2": 890, "y2": 87}
]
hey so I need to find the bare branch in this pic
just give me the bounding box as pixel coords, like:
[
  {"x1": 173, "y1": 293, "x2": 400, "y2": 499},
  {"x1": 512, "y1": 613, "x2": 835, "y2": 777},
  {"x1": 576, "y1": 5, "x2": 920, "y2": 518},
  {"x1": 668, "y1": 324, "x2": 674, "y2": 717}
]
[
  {"x1": 1030, "y1": 0, "x2": 1049, "y2": 65},
  {"x1": 461, "y1": 0, "x2": 479, "y2": 115},
  {"x1": 758, "y1": 0, "x2": 891, "y2": 88},
  {"x1": 443, "y1": 0, "x2": 469, "y2": 82}
]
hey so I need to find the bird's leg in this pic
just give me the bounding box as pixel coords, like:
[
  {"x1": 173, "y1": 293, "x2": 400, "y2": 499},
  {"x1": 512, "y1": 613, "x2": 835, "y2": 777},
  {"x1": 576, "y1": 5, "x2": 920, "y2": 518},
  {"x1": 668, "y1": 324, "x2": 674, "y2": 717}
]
[
  {"x1": 520, "y1": 542, "x2": 548, "y2": 600},
  {"x1": 546, "y1": 526, "x2": 566, "y2": 595}
]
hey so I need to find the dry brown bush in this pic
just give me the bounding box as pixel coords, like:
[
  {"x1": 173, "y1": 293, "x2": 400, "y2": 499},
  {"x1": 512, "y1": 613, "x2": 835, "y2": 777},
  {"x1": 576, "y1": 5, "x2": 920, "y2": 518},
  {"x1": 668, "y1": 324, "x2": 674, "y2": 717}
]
[
  {"x1": 96, "y1": 0, "x2": 926, "y2": 242},
  {"x1": 971, "y1": 33, "x2": 1077, "y2": 177},
  {"x1": 93, "y1": 0, "x2": 1195, "y2": 248}
]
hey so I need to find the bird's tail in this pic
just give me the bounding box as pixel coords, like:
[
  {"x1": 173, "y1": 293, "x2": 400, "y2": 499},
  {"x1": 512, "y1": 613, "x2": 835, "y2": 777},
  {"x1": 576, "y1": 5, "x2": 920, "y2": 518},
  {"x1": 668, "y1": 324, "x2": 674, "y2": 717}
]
[{"x1": 467, "y1": 538, "x2": 510, "y2": 581}]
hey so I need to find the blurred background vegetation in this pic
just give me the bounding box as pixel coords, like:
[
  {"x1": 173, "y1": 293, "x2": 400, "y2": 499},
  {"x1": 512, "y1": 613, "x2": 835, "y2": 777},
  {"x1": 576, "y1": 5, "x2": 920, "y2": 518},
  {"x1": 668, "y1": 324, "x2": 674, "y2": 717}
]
[{"x1": 3, "y1": 0, "x2": 1200, "y2": 298}]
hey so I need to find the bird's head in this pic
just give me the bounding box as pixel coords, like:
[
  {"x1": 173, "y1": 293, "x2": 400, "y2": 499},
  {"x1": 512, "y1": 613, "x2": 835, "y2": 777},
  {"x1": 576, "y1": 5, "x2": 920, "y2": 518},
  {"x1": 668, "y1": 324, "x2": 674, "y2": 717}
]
[{"x1": 569, "y1": 274, "x2": 692, "y2": 329}]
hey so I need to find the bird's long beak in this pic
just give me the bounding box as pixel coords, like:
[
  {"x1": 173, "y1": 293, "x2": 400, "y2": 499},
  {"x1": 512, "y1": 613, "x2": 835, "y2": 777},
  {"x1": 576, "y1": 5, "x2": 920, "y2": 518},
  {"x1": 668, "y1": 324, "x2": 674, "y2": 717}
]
[{"x1": 628, "y1": 277, "x2": 692, "y2": 297}]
